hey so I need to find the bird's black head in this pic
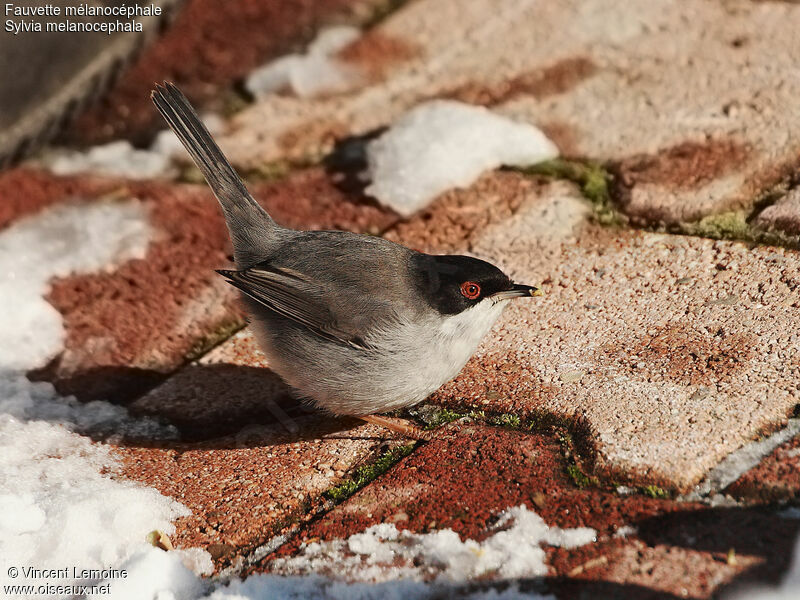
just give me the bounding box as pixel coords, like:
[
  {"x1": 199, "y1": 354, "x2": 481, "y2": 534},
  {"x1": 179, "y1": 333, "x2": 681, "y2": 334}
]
[{"x1": 410, "y1": 254, "x2": 539, "y2": 315}]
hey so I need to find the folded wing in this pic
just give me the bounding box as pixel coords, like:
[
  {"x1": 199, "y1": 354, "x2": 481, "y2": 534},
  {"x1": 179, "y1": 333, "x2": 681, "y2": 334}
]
[{"x1": 217, "y1": 264, "x2": 373, "y2": 350}]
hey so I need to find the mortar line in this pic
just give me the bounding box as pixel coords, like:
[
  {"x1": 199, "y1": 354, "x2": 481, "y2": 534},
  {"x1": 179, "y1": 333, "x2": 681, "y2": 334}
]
[
  {"x1": 681, "y1": 418, "x2": 800, "y2": 504},
  {"x1": 214, "y1": 439, "x2": 422, "y2": 580}
]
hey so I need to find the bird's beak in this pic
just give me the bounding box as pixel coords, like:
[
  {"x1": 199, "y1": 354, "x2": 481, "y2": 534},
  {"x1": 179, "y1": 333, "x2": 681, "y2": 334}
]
[{"x1": 492, "y1": 283, "x2": 542, "y2": 300}]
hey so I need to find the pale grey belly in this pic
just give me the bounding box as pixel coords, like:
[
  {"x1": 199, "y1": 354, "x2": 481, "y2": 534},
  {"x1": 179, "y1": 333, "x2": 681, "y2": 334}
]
[{"x1": 250, "y1": 316, "x2": 468, "y2": 416}]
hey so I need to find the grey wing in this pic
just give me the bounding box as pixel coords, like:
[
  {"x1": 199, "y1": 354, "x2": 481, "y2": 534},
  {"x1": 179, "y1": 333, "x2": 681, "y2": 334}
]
[{"x1": 217, "y1": 265, "x2": 377, "y2": 350}]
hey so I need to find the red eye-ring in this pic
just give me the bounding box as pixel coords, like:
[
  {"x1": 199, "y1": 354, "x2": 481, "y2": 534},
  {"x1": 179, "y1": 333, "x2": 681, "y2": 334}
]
[{"x1": 460, "y1": 281, "x2": 481, "y2": 299}]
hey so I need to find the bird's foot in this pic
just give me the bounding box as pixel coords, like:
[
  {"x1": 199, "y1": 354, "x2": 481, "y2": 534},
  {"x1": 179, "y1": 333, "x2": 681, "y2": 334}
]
[{"x1": 359, "y1": 414, "x2": 433, "y2": 441}]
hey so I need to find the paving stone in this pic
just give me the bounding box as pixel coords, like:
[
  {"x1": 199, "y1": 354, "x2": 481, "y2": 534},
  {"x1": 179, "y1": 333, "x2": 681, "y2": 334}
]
[
  {"x1": 0, "y1": 167, "x2": 121, "y2": 229},
  {"x1": 116, "y1": 326, "x2": 404, "y2": 570},
  {"x1": 220, "y1": 0, "x2": 800, "y2": 225},
  {"x1": 63, "y1": 0, "x2": 387, "y2": 147},
  {"x1": 386, "y1": 173, "x2": 800, "y2": 491},
  {"x1": 255, "y1": 423, "x2": 797, "y2": 598},
  {"x1": 753, "y1": 187, "x2": 800, "y2": 237},
  {"x1": 726, "y1": 433, "x2": 800, "y2": 503},
  {"x1": 1, "y1": 167, "x2": 394, "y2": 401}
]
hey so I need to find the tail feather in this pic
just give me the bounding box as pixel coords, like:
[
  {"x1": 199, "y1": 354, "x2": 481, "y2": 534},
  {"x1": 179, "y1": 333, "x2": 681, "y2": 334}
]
[{"x1": 151, "y1": 82, "x2": 278, "y2": 267}]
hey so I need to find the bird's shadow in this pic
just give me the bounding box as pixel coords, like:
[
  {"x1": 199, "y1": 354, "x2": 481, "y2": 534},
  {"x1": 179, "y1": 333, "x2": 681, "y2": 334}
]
[
  {"x1": 22, "y1": 362, "x2": 800, "y2": 598},
  {"x1": 29, "y1": 362, "x2": 382, "y2": 450}
]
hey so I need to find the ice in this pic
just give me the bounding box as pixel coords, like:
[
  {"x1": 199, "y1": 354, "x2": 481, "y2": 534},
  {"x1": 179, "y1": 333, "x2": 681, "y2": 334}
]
[
  {"x1": 270, "y1": 505, "x2": 596, "y2": 582},
  {"x1": 245, "y1": 26, "x2": 363, "y2": 98},
  {"x1": 365, "y1": 100, "x2": 559, "y2": 216}
]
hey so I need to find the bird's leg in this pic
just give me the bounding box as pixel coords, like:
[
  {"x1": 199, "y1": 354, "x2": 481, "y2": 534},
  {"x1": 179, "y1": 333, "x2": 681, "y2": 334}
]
[{"x1": 359, "y1": 414, "x2": 432, "y2": 441}]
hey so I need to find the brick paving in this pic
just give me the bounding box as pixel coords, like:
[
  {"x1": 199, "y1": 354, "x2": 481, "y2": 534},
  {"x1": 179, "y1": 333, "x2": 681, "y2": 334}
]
[{"x1": 5, "y1": 0, "x2": 800, "y2": 597}]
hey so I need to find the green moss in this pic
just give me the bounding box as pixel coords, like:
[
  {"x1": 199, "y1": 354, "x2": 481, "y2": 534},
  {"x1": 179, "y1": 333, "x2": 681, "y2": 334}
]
[
  {"x1": 324, "y1": 443, "x2": 416, "y2": 504},
  {"x1": 515, "y1": 159, "x2": 800, "y2": 250},
  {"x1": 514, "y1": 159, "x2": 624, "y2": 226},
  {"x1": 672, "y1": 211, "x2": 799, "y2": 249},
  {"x1": 185, "y1": 318, "x2": 245, "y2": 362},
  {"x1": 245, "y1": 161, "x2": 291, "y2": 183},
  {"x1": 639, "y1": 484, "x2": 671, "y2": 499},
  {"x1": 361, "y1": 0, "x2": 409, "y2": 28},
  {"x1": 566, "y1": 464, "x2": 599, "y2": 489},
  {"x1": 422, "y1": 407, "x2": 464, "y2": 430},
  {"x1": 488, "y1": 413, "x2": 521, "y2": 429},
  {"x1": 678, "y1": 211, "x2": 750, "y2": 239}
]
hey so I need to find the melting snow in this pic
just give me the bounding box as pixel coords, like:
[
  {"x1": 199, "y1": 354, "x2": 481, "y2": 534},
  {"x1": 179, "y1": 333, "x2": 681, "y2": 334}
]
[
  {"x1": 245, "y1": 26, "x2": 364, "y2": 98},
  {"x1": 365, "y1": 100, "x2": 559, "y2": 216},
  {"x1": 271, "y1": 505, "x2": 596, "y2": 582},
  {"x1": 204, "y1": 577, "x2": 553, "y2": 600},
  {"x1": 1, "y1": 201, "x2": 151, "y2": 370},
  {"x1": 39, "y1": 114, "x2": 224, "y2": 179},
  {"x1": 88, "y1": 547, "x2": 212, "y2": 600},
  {"x1": 43, "y1": 140, "x2": 173, "y2": 179},
  {"x1": 0, "y1": 200, "x2": 200, "y2": 598}
]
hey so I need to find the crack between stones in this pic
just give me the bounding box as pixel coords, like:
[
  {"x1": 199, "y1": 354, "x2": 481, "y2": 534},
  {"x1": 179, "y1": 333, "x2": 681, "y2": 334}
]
[
  {"x1": 680, "y1": 418, "x2": 800, "y2": 505},
  {"x1": 514, "y1": 159, "x2": 800, "y2": 251},
  {"x1": 212, "y1": 440, "x2": 420, "y2": 580}
]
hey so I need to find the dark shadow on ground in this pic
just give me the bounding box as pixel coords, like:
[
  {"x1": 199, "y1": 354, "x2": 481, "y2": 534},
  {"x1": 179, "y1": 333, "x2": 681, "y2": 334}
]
[
  {"x1": 324, "y1": 126, "x2": 388, "y2": 196},
  {"x1": 636, "y1": 505, "x2": 800, "y2": 594},
  {"x1": 25, "y1": 362, "x2": 385, "y2": 448},
  {"x1": 27, "y1": 360, "x2": 170, "y2": 404},
  {"x1": 121, "y1": 362, "x2": 383, "y2": 448},
  {"x1": 19, "y1": 361, "x2": 800, "y2": 598}
]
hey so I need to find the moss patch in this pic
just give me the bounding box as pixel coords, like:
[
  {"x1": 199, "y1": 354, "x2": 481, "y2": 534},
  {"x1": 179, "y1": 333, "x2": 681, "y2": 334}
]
[
  {"x1": 488, "y1": 413, "x2": 521, "y2": 429},
  {"x1": 421, "y1": 407, "x2": 464, "y2": 429},
  {"x1": 671, "y1": 210, "x2": 799, "y2": 249},
  {"x1": 639, "y1": 484, "x2": 671, "y2": 499},
  {"x1": 514, "y1": 158, "x2": 624, "y2": 226},
  {"x1": 566, "y1": 463, "x2": 600, "y2": 489},
  {"x1": 185, "y1": 317, "x2": 245, "y2": 362},
  {"x1": 515, "y1": 159, "x2": 800, "y2": 249},
  {"x1": 677, "y1": 211, "x2": 750, "y2": 240},
  {"x1": 362, "y1": 0, "x2": 410, "y2": 28},
  {"x1": 324, "y1": 443, "x2": 416, "y2": 504}
]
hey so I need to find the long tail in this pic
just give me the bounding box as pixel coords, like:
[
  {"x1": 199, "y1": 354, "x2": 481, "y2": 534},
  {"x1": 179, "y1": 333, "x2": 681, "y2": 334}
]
[{"x1": 151, "y1": 82, "x2": 279, "y2": 267}]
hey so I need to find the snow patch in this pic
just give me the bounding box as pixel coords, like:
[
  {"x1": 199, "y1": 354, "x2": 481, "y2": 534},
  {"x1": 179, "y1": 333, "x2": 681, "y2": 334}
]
[
  {"x1": 270, "y1": 505, "x2": 595, "y2": 582},
  {"x1": 198, "y1": 506, "x2": 590, "y2": 598},
  {"x1": 246, "y1": 26, "x2": 364, "y2": 99},
  {"x1": 613, "y1": 526, "x2": 637, "y2": 538},
  {"x1": 1, "y1": 201, "x2": 152, "y2": 370},
  {"x1": 39, "y1": 114, "x2": 224, "y2": 179},
  {"x1": 0, "y1": 200, "x2": 202, "y2": 598},
  {"x1": 205, "y1": 576, "x2": 553, "y2": 600},
  {"x1": 43, "y1": 140, "x2": 173, "y2": 179},
  {"x1": 89, "y1": 547, "x2": 212, "y2": 600},
  {"x1": 0, "y1": 420, "x2": 188, "y2": 592},
  {"x1": 365, "y1": 101, "x2": 559, "y2": 216}
]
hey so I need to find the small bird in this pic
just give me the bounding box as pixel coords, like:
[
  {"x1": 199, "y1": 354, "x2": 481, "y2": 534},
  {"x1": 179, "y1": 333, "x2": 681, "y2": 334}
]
[{"x1": 151, "y1": 82, "x2": 541, "y2": 439}]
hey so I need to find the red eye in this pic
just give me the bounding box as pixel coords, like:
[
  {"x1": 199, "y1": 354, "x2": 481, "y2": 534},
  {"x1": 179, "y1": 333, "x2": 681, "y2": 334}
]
[{"x1": 460, "y1": 281, "x2": 481, "y2": 299}]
